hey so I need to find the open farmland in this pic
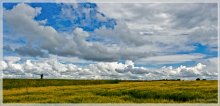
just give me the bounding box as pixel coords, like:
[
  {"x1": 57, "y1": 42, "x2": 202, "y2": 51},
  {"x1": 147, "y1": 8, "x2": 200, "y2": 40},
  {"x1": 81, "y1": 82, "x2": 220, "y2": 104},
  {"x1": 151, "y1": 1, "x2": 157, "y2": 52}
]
[{"x1": 3, "y1": 79, "x2": 218, "y2": 103}]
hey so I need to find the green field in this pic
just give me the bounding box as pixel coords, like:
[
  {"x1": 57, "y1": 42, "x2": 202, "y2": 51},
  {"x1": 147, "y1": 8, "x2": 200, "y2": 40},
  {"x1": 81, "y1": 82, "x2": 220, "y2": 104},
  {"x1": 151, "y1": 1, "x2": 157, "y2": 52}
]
[{"x1": 3, "y1": 79, "x2": 218, "y2": 103}]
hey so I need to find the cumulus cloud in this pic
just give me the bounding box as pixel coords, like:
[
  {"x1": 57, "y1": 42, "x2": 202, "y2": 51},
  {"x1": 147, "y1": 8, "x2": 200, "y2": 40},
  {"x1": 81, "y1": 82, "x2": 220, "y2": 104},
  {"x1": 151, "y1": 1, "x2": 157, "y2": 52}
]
[
  {"x1": 136, "y1": 53, "x2": 205, "y2": 65},
  {"x1": 4, "y1": 56, "x2": 21, "y2": 63},
  {"x1": 2, "y1": 3, "x2": 218, "y2": 79},
  {"x1": 96, "y1": 3, "x2": 218, "y2": 52},
  {"x1": 4, "y1": 3, "x2": 217, "y2": 62},
  {"x1": 3, "y1": 3, "x2": 158, "y2": 62},
  {"x1": 197, "y1": 57, "x2": 218, "y2": 74},
  {"x1": 4, "y1": 3, "x2": 76, "y2": 57},
  {"x1": 3, "y1": 4, "x2": 106, "y2": 61},
  {"x1": 2, "y1": 56, "x2": 217, "y2": 80}
]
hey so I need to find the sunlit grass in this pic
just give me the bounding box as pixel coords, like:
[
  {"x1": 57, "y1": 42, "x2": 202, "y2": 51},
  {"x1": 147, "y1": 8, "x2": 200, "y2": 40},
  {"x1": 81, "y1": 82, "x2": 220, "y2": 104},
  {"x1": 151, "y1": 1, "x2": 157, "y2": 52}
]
[{"x1": 3, "y1": 79, "x2": 218, "y2": 103}]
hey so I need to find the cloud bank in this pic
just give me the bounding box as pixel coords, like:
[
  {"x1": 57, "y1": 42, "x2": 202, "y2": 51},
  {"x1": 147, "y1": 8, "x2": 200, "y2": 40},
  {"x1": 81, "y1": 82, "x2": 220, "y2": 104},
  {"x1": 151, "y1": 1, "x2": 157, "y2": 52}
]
[{"x1": 1, "y1": 56, "x2": 217, "y2": 80}]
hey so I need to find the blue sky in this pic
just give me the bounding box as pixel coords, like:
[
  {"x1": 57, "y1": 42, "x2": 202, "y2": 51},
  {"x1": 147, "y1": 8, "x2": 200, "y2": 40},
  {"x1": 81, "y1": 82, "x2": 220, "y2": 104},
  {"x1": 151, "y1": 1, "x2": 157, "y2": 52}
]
[
  {"x1": 2, "y1": 3, "x2": 218, "y2": 79},
  {"x1": 30, "y1": 3, "x2": 116, "y2": 32}
]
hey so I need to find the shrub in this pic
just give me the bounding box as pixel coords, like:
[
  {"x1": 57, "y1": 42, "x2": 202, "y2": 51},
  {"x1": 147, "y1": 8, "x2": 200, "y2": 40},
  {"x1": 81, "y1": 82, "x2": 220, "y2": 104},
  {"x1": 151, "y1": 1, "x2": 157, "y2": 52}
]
[{"x1": 196, "y1": 78, "x2": 200, "y2": 81}]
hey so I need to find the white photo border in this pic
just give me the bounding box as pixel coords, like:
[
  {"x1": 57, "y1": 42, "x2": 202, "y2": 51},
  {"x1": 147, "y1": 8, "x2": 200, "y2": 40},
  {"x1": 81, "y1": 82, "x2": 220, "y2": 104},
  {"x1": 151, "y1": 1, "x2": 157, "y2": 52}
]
[{"x1": 0, "y1": 0, "x2": 219, "y2": 106}]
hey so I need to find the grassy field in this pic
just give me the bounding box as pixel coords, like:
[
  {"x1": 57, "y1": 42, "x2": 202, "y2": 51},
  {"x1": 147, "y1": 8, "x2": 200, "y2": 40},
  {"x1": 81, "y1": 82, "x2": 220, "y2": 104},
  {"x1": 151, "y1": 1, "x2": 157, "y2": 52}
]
[{"x1": 3, "y1": 79, "x2": 218, "y2": 103}]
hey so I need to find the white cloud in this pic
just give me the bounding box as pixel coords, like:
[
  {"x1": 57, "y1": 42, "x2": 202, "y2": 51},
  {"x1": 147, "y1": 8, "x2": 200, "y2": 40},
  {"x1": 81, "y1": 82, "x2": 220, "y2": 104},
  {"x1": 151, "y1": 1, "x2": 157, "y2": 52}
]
[
  {"x1": 4, "y1": 56, "x2": 21, "y2": 63},
  {"x1": 4, "y1": 3, "x2": 80, "y2": 57},
  {"x1": 3, "y1": 3, "x2": 218, "y2": 79},
  {"x1": 1, "y1": 61, "x2": 8, "y2": 70},
  {"x1": 3, "y1": 3, "x2": 162, "y2": 62},
  {"x1": 198, "y1": 57, "x2": 218, "y2": 74},
  {"x1": 96, "y1": 3, "x2": 217, "y2": 52},
  {"x1": 2, "y1": 56, "x2": 217, "y2": 80},
  {"x1": 4, "y1": 3, "x2": 217, "y2": 62},
  {"x1": 136, "y1": 53, "x2": 205, "y2": 65}
]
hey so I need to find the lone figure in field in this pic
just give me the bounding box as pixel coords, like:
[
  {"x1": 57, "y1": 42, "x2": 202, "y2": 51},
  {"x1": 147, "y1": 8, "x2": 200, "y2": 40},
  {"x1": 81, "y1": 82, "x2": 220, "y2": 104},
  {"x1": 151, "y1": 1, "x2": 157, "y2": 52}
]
[{"x1": 41, "y1": 74, "x2": 43, "y2": 79}]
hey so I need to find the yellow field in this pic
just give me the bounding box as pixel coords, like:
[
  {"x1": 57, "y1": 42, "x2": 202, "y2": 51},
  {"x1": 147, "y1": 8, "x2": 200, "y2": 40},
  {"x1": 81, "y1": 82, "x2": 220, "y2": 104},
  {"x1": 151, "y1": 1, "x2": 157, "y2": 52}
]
[{"x1": 3, "y1": 79, "x2": 218, "y2": 103}]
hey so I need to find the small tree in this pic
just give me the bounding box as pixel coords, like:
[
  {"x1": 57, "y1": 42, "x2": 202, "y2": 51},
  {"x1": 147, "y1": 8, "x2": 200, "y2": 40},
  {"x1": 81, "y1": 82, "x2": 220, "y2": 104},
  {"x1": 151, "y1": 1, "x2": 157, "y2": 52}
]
[
  {"x1": 41, "y1": 74, "x2": 43, "y2": 79},
  {"x1": 196, "y1": 78, "x2": 200, "y2": 81}
]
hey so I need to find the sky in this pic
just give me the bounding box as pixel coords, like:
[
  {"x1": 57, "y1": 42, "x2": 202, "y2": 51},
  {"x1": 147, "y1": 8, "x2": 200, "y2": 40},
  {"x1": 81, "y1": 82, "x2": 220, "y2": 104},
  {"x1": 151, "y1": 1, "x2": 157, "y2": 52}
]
[{"x1": 1, "y1": 2, "x2": 218, "y2": 80}]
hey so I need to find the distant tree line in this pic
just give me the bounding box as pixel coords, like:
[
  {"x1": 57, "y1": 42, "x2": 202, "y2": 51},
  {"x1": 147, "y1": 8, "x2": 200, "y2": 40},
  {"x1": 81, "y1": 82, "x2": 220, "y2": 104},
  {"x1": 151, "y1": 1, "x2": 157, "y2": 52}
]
[{"x1": 196, "y1": 78, "x2": 206, "y2": 81}]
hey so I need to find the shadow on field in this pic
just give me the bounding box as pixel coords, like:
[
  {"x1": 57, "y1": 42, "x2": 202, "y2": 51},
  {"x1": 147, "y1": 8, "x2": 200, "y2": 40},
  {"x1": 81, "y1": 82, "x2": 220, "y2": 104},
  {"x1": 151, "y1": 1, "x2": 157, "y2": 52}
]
[
  {"x1": 3, "y1": 79, "x2": 120, "y2": 89},
  {"x1": 94, "y1": 89, "x2": 199, "y2": 102}
]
